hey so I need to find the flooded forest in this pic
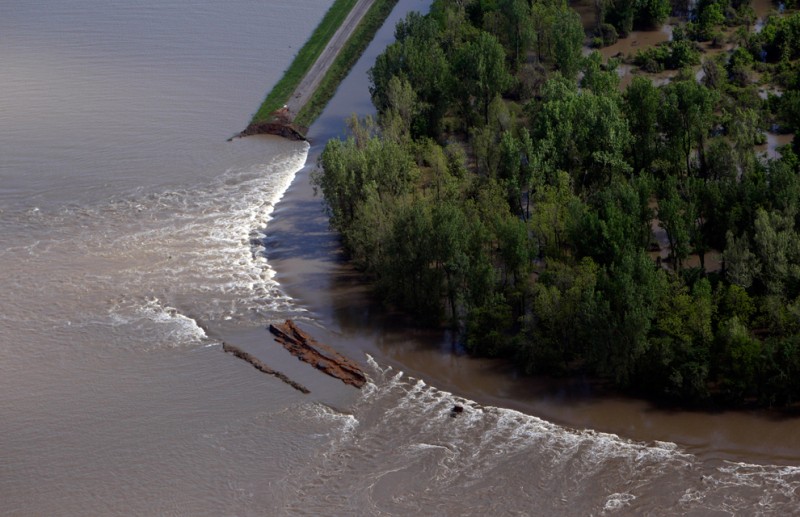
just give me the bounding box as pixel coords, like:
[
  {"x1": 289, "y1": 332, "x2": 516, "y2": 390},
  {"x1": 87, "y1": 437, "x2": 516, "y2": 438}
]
[{"x1": 313, "y1": 0, "x2": 800, "y2": 407}]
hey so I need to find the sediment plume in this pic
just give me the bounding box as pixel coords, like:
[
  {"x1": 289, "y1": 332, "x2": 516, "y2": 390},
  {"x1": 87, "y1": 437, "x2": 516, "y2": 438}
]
[
  {"x1": 269, "y1": 319, "x2": 367, "y2": 388},
  {"x1": 222, "y1": 342, "x2": 310, "y2": 394}
]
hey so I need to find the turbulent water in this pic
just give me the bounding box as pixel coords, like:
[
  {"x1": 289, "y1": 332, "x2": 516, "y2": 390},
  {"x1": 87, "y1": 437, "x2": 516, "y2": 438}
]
[
  {"x1": 2, "y1": 1, "x2": 800, "y2": 515},
  {"x1": 275, "y1": 359, "x2": 800, "y2": 515}
]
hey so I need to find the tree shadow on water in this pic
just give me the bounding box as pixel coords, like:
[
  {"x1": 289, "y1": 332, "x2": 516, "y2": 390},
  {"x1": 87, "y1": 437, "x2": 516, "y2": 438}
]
[{"x1": 262, "y1": 197, "x2": 341, "y2": 264}]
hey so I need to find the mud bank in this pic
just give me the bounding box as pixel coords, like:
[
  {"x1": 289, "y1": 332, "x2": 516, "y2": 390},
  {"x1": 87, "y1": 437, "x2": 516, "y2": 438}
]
[
  {"x1": 270, "y1": 319, "x2": 367, "y2": 388},
  {"x1": 222, "y1": 342, "x2": 311, "y2": 393},
  {"x1": 233, "y1": 108, "x2": 308, "y2": 141}
]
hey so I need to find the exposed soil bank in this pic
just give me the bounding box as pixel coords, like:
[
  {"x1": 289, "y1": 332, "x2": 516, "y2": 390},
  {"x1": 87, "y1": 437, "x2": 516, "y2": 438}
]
[
  {"x1": 270, "y1": 319, "x2": 367, "y2": 388},
  {"x1": 237, "y1": 120, "x2": 307, "y2": 141},
  {"x1": 235, "y1": 108, "x2": 308, "y2": 141}
]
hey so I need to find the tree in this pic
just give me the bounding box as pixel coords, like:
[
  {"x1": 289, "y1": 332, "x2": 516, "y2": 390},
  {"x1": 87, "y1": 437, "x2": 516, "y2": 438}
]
[
  {"x1": 715, "y1": 316, "x2": 761, "y2": 402},
  {"x1": 594, "y1": 249, "x2": 665, "y2": 385},
  {"x1": 533, "y1": 76, "x2": 632, "y2": 190},
  {"x1": 369, "y1": 16, "x2": 453, "y2": 136},
  {"x1": 753, "y1": 208, "x2": 800, "y2": 295},
  {"x1": 379, "y1": 75, "x2": 418, "y2": 141},
  {"x1": 644, "y1": 277, "x2": 713, "y2": 402},
  {"x1": 551, "y1": 6, "x2": 585, "y2": 80},
  {"x1": 499, "y1": 0, "x2": 534, "y2": 71},
  {"x1": 523, "y1": 258, "x2": 600, "y2": 373},
  {"x1": 716, "y1": 283, "x2": 756, "y2": 326},
  {"x1": 582, "y1": 52, "x2": 621, "y2": 96},
  {"x1": 605, "y1": 0, "x2": 636, "y2": 37},
  {"x1": 727, "y1": 107, "x2": 761, "y2": 172},
  {"x1": 723, "y1": 230, "x2": 761, "y2": 289},
  {"x1": 635, "y1": 0, "x2": 671, "y2": 29},
  {"x1": 530, "y1": 171, "x2": 579, "y2": 259},
  {"x1": 497, "y1": 128, "x2": 538, "y2": 219},
  {"x1": 761, "y1": 335, "x2": 800, "y2": 405},
  {"x1": 430, "y1": 201, "x2": 472, "y2": 324},
  {"x1": 380, "y1": 200, "x2": 439, "y2": 320},
  {"x1": 455, "y1": 31, "x2": 514, "y2": 124},
  {"x1": 700, "y1": 57, "x2": 728, "y2": 90},
  {"x1": 659, "y1": 80, "x2": 717, "y2": 176},
  {"x1": 494, "y1": 210, "x2": 533, "y2": 288},
  {"x1": 345, "y1": 183, "x2": 393, "y2": 271},
  {"x1": 466, "y1": 293, "x2": 514, "y2": 357},
  {"x1": 429, "y1": 2, "x2": 474, "y2": 53},
  {"x1": 471, "y1": 123, "x2": 502, "y2": 177},
  {"x1": 694, "y1": 0, "x2": 725, "y2": 41},
  {"x1": 767, "y1": 158, "x2": 800, "y2": 216},
  {"x1": 727, "y1": 47, "x2": 754, "y2": 86},
  {"x1": 314, "y1": 118, "x2": 416, "y2": 249},
  {"x1": 624, "y1": 76, "x2": 661, "y2": 174},
  {"x1": 498, "y1": 130, "x2": 523, "y2": 211},
  {"x1": 530, "y1": 1, "x2": 554, "y2": 64},
  {"x1": 573, "y1": 176, "x2": 654, "y2": 265},
  {"x1": 658, "y1": 178, "x2": 693, "y2": 272}
]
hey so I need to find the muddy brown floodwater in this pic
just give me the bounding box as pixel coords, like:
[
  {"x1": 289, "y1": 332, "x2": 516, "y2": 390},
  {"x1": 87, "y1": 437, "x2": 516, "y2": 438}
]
[{"x1": 4, "y1": 0, "x2": 800, "y2": 514}]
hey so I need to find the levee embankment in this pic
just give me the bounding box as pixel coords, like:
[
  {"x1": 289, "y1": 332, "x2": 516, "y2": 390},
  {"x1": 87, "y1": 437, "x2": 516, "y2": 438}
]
[{"x1": 238, "y1": 0, "x2": 397, "y2": 140}]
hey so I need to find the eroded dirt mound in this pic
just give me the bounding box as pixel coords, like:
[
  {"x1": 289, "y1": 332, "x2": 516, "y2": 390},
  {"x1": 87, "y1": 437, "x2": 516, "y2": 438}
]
[
  {"x1": 231, "y1": 108, "x2": 307, "y2": 141},
  {"x1": 237, "y1": 121, "x2": 307, "y2": 141},
  {"x1": 269, "y1": 319, "x2": 367, "y2": 388}
]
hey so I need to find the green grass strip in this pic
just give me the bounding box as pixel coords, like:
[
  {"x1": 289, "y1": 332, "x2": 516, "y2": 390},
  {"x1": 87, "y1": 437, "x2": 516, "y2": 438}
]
[
  {"x1": 294, "y1": 0, "x2": 399, "y2": 128},
  {"x1": 251, "y1": 0, "x2": 359, "y2": 124}
]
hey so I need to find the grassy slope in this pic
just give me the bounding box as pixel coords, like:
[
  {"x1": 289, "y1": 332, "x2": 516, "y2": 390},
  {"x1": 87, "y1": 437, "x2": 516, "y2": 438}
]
[
  {"x1": 251, "y1": 0, "x2": 358, "y2": 124},
  {"x1": 294, "y1": 0, "x2": 399, "y2": 128}
]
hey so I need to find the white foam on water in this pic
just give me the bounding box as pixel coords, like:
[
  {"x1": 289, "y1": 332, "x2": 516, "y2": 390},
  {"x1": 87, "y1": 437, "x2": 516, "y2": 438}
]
[
  {"x1": 1, "y1": 140, "x2": 312, "y2": 354},
  {"x1": 104, "y1": 296, "x2": 211, "y2": 350},
  {"x1": 395, "y1": 381, "x2": 693, "y2": 470},
  {"x1": 136, "y1": 297, "x2": 209, "y2": 344},
  {"x1": 304, "y1": 403, "x2": 360, "y2": 439},
  {"x1": 691, "y1": 461, "x2": 800, "y2": 511},
  {"x1": 146, "y1": 159, "x2": 302, "y2": 306},
  {"x1": 271, "y1": 356, "x2": 800, "y2": 515},
  {"x1": 602, "y1": 492, "x2": 636, "y2": 513},
  {"x1": 679, "y1": 487, "x2": 706, "y2": 504}
]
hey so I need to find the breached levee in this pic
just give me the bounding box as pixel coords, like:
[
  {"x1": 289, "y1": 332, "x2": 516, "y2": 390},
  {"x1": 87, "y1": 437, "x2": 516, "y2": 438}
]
[
  {"x1": 270, "y1": 319, "x2": 367, "y2": 388},
  {"x1": 237, "y1": 0, "x2": 396, "y2": 140},
  {"x1": 237, "y1": 119, "x2": 308, "y2": 141},
  {"x1": 222, "y1": 321, "x2": 366, "y2": 391},
  {"x1": 235, "y1": 107, "x2": 308, "y2": 141},
  {"x1": 222, "y1": 342, "x2": 311, "y2": 394}
]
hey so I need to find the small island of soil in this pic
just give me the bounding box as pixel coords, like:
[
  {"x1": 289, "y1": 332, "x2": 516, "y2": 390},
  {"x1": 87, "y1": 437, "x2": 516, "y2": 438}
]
[{"x1": 270, "y1": 319, "x2": 367, "y2": 388}]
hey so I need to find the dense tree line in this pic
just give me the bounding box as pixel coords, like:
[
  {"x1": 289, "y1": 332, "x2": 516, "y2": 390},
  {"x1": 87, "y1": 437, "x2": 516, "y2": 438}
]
[{"x1": 313, "y1": 0, "x2": 800, "y2": 407}]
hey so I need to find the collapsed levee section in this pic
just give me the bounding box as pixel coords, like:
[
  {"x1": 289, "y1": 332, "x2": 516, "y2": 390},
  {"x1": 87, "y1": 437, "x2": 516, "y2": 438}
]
[
  {"x1": 269, "y1": 319, "x2": 367, "y2": 388},
  {"x1": 222, "y1": 341, "x2": 311, "y2": 393},
  {"x1": 232, "y1": 107, "x2": 308, "y2": 141}
]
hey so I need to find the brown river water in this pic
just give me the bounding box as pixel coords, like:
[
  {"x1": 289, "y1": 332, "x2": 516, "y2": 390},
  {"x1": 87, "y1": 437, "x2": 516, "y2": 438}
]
[{"x1": 2, "y1": 1, "x2": 800, "y2": 515}]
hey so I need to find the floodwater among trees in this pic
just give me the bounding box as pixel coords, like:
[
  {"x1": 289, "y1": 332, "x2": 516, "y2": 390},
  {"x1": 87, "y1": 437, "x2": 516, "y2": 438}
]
[{"x1": 315, "y1": 0, "x2": 800, "y2": 408}]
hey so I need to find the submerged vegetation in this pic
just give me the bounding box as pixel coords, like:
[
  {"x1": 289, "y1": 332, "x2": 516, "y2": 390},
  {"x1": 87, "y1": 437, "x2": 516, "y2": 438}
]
[{"x1": 313, "y1": 0, "x2": 800, "y2": 407}]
